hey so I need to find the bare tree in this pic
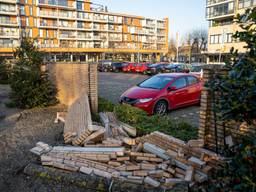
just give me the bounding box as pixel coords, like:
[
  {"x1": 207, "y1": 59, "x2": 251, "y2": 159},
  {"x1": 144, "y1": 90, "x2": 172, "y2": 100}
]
[
  {"x1": 168, "y1": 38, "x2": 177, "y2": 61},
  {"x1": 184, "y1": 28, "x2": 208, "y2": 51},
  {"x1": 182, "y1": 28, "x2": 208, "y2": 63}
]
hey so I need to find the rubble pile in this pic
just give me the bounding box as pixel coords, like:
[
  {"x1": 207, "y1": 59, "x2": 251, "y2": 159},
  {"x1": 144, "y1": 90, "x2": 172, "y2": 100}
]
[{"x1": 30, "y1": 94, "x2": 225, "y2": 189}]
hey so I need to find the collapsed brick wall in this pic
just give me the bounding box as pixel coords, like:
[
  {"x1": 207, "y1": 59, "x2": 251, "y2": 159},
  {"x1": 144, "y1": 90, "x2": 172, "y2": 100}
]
[
  {"x1": 198, "y1": 65, "x2": 256, "y2": 152},
  {"x1": 47, "y1": 62, "x2": 98, "y2": 114}
]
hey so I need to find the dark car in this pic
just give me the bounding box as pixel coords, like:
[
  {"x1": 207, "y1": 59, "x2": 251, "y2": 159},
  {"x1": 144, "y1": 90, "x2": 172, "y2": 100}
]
[
  {"x1": 111, "y1": 62, "x2": 127, "y2": 72},
  {"x1": 190, "y1": 63, "x2": 206, "y2": 79},
  {"x1": 98, "y1": 60, "x2": 113, "y2": 72},
  {"x1": 120, "y1": 73, "x2": 202, "y2": 115},
  {"x1": 163, "y1": 63, "x2": 190, "y2": 73},
  {"x1": 145, "y1": 63, "x2": 166, "y2": 75}
]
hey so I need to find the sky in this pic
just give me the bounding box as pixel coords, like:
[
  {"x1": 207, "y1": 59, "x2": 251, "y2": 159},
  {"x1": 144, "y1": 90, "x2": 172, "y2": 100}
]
[{"x1": 93, "y1": 0, "x2": 208, "y2": 41}]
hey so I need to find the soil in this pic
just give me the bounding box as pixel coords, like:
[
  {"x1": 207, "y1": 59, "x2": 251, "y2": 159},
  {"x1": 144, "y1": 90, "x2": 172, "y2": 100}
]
[{"x1": 0, "y1": 84, "x2": 71, "y2": 191}]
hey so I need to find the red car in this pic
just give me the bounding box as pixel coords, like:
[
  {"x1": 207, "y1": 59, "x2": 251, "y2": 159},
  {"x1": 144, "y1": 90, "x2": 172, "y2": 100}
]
[
  {"x1": 120, "y1": 73, "x2": 202, "y2": 115},
  {"x1": 134, "y1": 63, "x2": 151, "y2": 73},
  {"x1": 122, "y1": 62, "x2": 136, "y2": 72}
]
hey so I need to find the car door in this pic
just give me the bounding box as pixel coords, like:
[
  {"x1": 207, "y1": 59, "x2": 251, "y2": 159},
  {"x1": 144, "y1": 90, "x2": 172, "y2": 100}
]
[
  {"x1": 186, "y1": 76, "x2": 201, "y2": 103},
  {"x1": 167, "y1": 77, "x2": 188, "y2": 108}
]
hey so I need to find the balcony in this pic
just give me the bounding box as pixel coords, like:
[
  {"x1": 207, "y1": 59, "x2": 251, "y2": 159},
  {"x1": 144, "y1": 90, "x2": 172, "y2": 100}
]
[
  {"x1": 0, "y1": 20, "x2": 18, "y2": 26},
  {"x1": 0, "y1": 0, "x2": 16, "y2": 4},
  {"x1": 206, "y1": 0, "x2": 233, "y2": 7},
  {"x1": 59, "y1": 24, "x2": 76, "y2": 29},
  {"x1": 59, "y1": 34, "x2": 76, "y2": 39},
  {"x1": 206, "y1": 9, "x2": 234, "y2": 20},
  {"x1": 39, "y1": 10, "x2": 58, "y2": 18},
  {"x1": 39, "y1": 44, "x2": 59, "y2": 48},
  {"x1": 0, "y1": 7, "x2": 17, "y2": 15},
  {"x1": 39, "y1": 22, "x2": 58, "y2": 28},
  {"x1": 38, "y1": 0, "x2": 75, "y2": 9},
  {"x1": 77, "y1": 35, "x2": 92, "y2": 40},
  {"x1": 109, "y1": 37, "x2": 122, "y2": 41},
  {"x1": 0, "y1": 32, "x2": 19, "y2": 38}
]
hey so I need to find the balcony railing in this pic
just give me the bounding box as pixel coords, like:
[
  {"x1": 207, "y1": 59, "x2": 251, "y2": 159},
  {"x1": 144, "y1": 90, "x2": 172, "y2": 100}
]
[
  {"x1": 38, "y1": 0, "x2": 74, "y2": 9},
  {"x1": 40, "y1": 22, "x2": 58, "y2": 27},
  {"x1": 39, "y1": 44, "x2": 59, "y2": 48},
  {"x1": 0, "y1": 20, "x2": 18, "y2": 25},
  {"x1": 39, "y1": 11, "x2": 58, "y2": 17},
  {"x1": 77, "y1": 35, "x2": 92, "y2": 39},
  {"x1": 0, "y1": 0, "x2": 16, "y2": 4},
  {"x1": 59, "y1": 24, "x2": 76, "y2": 28},
  {"x1": 207, "y1": 0, "x2": 232, "y2": 6},
  {"x1": 59, "y1": 34, "x2": 76, "y2": 38},
  {"x1": 206, "y1": 10, "x2": 234, "y2": 19}
]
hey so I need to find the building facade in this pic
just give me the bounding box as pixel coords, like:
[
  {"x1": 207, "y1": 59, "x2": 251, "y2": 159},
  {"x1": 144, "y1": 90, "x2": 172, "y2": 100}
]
[
  {"x1": 206, "y1": 0, "x2": 256, "y2": 63},
  {"x1": 0, "y1": 0, "x2": 169, "y2": 62}
]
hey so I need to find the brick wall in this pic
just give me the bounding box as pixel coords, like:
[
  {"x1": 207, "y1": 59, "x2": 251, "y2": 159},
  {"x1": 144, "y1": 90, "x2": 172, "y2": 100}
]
[
  {"x1": 198, "y1": 65, "x2": 256, "y2": 152},
  {"x1": 47, "y1": 62, "x2": 98, "y2": 114}
]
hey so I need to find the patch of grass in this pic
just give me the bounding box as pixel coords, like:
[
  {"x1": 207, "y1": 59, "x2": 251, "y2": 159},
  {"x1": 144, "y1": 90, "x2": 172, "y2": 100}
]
[
  {"x1": 98, "y1": 97, "x2": 114, "y2": 112},
  {"x1": 97, "y1": 98, "x2": 197, "y2": 141}
]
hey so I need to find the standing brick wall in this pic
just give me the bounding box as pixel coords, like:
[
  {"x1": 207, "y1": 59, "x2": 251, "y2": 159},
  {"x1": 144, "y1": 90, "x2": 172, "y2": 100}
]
[
  {"x1": 47, "y1": 62, "x2": 98, "y2": 114},
  {"x1": 198, "y1": 65, "x2": 256, "y2": 152}
]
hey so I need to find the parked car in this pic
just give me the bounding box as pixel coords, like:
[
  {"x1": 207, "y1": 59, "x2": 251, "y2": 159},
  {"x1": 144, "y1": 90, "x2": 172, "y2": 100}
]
[
  {"x1": 144, "y1": 63, "x2": 167, "y2": 75},
  {"x1": 111, "y1": 62, "x2": 127, "y2": 72},
  {"x1": 134, "y1": 62, "x2": 151, "y2": 73},
  {"x1": 163, "y1": 63, "x2": 190, "y2": 73},
  {"x1": 98, "y1": 60, "x2": 113, "y2": 72},
  {"x1": 190, "y1": 63, "x2": 206, "y2": 79},
  {"x1": 119, "y1": 73, "x2": 202, "y2": 115},
  {"x1": 122, "y1": 62, "x2": 136, "y2": 72}
]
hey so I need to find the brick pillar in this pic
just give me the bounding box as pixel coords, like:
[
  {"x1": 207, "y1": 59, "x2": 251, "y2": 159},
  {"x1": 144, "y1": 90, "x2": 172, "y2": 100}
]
[
  {"x1": 198, "y1": 68, "x2": 213, "y2": 145},
  {"x1": 89, "y1": 63, "x2": 98, "y2": 114}
]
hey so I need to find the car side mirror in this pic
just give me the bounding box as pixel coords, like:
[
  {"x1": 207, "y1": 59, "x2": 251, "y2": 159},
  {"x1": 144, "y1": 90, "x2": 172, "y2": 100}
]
[{"x1": 167, "y1": 86, "x2": 177, "y2": 92}]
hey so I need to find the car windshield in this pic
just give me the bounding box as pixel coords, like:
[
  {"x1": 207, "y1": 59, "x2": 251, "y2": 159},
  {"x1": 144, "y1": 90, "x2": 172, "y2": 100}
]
[
  {"x1": 113, "y1": 63, "x2": 123, "y2": 67},
  {"x1": 191, "y1": 66, "x2": 202, "y2": 72},
  {"x1": 166, "y1": 64, "x2": 178, "y2": 68},
  {"x1": 148, "y1": 64, "x2": 159, "y2": 68},
  {"x1": 122, "y1": 63, "x2": 128, "y2": 66},
  {"x1": 138, "y1": 76, "x2": 174, "y2": 90}
]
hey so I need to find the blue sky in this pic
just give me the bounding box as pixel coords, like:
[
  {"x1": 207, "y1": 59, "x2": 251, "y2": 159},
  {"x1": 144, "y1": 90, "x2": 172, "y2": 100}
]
[{"x1": 93, "y1": 0, "x2": 208, "y2": 40}]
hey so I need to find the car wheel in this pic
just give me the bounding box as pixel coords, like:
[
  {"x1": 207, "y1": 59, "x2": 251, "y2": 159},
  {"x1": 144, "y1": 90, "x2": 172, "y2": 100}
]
[{"x1": 154, "y1": 100, "x2": 168, "y2": 116}]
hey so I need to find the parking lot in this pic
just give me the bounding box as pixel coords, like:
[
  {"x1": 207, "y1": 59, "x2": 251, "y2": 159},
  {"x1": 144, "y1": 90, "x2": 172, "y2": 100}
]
[{"x1": 98, "y1": 72, "x2": 200, "y2": 127}]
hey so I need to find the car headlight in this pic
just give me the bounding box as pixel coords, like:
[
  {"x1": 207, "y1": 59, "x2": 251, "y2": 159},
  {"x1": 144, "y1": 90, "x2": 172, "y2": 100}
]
[{"x1": 138, "y1": 98, "x2": 153, "y2": 103}]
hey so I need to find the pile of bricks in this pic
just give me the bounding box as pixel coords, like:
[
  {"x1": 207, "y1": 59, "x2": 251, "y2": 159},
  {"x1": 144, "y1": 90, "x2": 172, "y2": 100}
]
[
  {"x1": 35, "y1": 95, "x2": 225, "y2": 189},
  {"x1": 31, "y1": 131, "x2": 225, "y2": 189}
]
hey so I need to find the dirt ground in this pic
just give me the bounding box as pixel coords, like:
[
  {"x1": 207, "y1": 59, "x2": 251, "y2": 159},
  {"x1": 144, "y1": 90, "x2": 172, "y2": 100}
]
[{"x1": 0, "y1": 84, "x2": 74, "y2": 191}]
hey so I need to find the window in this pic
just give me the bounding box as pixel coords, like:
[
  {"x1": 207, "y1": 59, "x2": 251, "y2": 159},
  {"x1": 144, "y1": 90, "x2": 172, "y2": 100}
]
[
  {"x1": 238, "y1": 0, "x2": 254, "y2": 8},
  {"x1": 77, "y1": 2, "x2": 83, "y2": 10},
  {"x1": 20, "y1": 5, "x2": 25, "y2": 15},
  {"x1": 26, "y1": 17, "x2": 29, "y2": 25},
  {"x1": 210, "y1": 34, "x2": 222, "y2": 44},
  {"x1": 226, "y1": 33, "x2": 233, "y2": 43},
  {"x1": 187, "y1": 76, "x2": 198, "y2": 85},
  {"x1": 33, "y1": 18, "x2": 37, "y2": 27},
  {"x1": 77, "y1": 21, "x2": 83, "y2": 28},
  {"x1": 171, "y1": 77, "x2": 187, "y2": 89},
  {"x1": 39, "y1": 29, "x2": 43, "y2": 37},
  {"x1": 29, "y1": 6, "x2": 33, "y2": 16}
]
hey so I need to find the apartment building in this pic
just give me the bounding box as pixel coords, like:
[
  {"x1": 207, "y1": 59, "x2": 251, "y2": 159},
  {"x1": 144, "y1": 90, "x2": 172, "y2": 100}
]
[
  {"x1": 0, "y1": 0, "x2": 169, "y2": 62},
  {"x1": 206, "y1": 0, "x2": 256, "y2": 63}
]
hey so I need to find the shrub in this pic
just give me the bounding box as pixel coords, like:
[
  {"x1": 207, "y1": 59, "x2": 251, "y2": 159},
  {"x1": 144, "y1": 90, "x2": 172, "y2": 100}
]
[
  {"x1": 0, "y1": 57, "x2": 10, "y2": 84},
  {"x1": 114, "y1": 103, "x2": 197, "y2": 141},
  {"x1": 199, "y1": 138, "x2": 256, "y2": 192},
  {"x1": 9, "y1": 37, "x2": 58, "y2": 109},
  {"x1": 98, "y1": 97, "x2": 115, "y2": 112},
  {"x1": 211, "y1": 8, "x2": 256, "y2": 124}
]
